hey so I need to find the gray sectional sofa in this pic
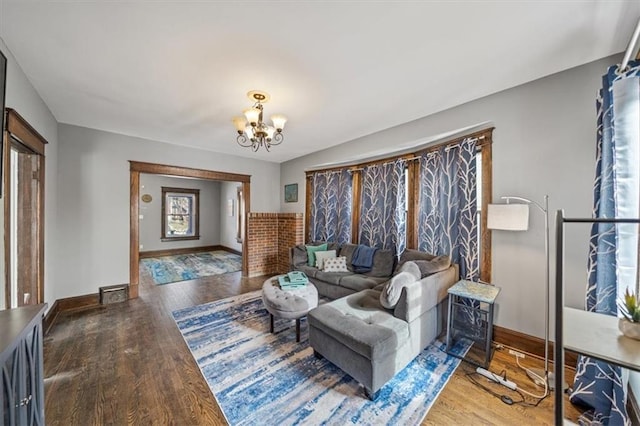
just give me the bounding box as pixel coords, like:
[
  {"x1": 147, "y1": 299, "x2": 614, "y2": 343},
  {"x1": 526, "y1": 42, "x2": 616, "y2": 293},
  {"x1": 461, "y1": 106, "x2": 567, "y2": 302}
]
[
  {"x1": 289, "y1": 242, "x2": 396, "y2": 299},
  {"x1": 289, "y1": 243, "x2": 459, "y2": 399}
]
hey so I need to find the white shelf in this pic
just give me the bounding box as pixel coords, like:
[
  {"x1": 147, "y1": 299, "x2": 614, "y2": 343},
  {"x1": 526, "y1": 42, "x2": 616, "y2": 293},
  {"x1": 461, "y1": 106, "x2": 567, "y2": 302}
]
[{"x1": 564, "y1": 307, "x2": 640, "y2": 372}]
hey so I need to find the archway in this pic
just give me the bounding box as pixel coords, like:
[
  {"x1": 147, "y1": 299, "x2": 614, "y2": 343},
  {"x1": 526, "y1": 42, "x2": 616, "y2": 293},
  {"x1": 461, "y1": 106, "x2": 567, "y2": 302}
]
[{"x1": 129, "y1": 161, "x2": 251, "y2": 298}]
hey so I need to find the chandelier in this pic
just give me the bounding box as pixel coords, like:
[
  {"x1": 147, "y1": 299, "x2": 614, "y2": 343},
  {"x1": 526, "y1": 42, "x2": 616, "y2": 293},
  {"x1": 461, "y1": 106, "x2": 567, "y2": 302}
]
[{"x1": 232, "y1": 90, "x2": 287, "y2": 152}]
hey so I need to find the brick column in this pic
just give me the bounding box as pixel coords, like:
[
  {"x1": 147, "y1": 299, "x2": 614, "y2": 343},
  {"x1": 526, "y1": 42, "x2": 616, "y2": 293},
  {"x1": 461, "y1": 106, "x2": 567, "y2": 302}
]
[{"x1": 247, "y1": 213, "x2": 304, "y2": 277}]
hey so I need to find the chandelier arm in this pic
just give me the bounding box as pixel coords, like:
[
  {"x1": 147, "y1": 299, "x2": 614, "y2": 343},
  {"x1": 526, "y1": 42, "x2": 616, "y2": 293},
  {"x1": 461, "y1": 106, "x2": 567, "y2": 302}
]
[
  {"x1": 270, "y1": 132, "x2": 284, "y2": 146},
  {"x1": 237, "y1": 134, "x2": 254, "y2": 148}
]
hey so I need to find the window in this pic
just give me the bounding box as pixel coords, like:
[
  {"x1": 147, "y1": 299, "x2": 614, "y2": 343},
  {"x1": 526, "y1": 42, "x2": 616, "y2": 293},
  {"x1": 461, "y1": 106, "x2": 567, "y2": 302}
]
[
  {"x1": 305, "y1": 128, "x2": 493, "y2": 281},
  {"x1": 161, "y1": 187, "x2": 200, "y2": 241}
]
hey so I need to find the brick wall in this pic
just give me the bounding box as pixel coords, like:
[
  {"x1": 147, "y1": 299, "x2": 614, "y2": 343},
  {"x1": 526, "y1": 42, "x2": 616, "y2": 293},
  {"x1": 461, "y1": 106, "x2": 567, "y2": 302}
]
[{"x1": 247, "y1": 213, "x2": 304, "y2": 277}]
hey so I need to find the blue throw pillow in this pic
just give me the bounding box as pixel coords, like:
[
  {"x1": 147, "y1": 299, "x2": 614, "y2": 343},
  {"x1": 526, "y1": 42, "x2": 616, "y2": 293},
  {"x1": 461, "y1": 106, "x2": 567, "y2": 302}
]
[{"x1": 306, "y1": 243, "x2": 328, "y2": 267}]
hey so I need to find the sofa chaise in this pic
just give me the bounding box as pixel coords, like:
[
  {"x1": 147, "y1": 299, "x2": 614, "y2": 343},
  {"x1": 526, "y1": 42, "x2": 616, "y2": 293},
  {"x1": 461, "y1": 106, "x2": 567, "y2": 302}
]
[{"x1": 290, "y1": 244, "x2": 459, "y2": 399}]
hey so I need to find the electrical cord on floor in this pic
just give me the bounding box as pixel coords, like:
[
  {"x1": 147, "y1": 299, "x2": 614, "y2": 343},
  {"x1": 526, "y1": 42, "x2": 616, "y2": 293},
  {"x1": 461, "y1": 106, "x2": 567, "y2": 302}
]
[
  {"x1": 440, "y1": 341, "x2": 548, "y2": 407},
  {"x1": 514, "y1": 354, "x2": 549, "y2": 399},
  {"x1": 465, "y1": 370, "x2": 547, "y2": 407}
]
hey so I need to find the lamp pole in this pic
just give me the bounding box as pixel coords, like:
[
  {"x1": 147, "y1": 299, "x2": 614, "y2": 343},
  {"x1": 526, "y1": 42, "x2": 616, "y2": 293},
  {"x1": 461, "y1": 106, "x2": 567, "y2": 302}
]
[{"x1": 502, "y1": 195, "x2": 558, "y2": 389}]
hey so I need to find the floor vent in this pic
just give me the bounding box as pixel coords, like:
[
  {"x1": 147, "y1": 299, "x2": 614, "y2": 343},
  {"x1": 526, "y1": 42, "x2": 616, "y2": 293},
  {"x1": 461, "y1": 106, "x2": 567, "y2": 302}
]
[{"x1": 99, "y1": 284, "x2": 129, "y2": 305}]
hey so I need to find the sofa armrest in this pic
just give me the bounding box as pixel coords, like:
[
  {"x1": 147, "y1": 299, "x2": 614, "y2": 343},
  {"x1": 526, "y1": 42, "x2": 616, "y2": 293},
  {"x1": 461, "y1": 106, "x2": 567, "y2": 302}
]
[{"x1": 393, "y1": 264, "x2": 459, "y2": 323}]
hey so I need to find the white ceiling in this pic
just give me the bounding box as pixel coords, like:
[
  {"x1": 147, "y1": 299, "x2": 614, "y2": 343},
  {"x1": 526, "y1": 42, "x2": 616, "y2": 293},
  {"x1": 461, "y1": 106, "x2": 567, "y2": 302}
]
[{"x1": 1, "y1": 1, "x2": 638, "y2": 163}]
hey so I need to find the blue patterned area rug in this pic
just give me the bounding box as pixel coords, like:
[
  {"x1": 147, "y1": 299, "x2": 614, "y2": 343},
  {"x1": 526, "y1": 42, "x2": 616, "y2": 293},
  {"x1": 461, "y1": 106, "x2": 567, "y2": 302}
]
[
  {"x1": 172, "y1": 291, "x2": 471, "y2": 425},
  {"x1": 141, "y1": 250, "x2": 241, "y2": 285}
]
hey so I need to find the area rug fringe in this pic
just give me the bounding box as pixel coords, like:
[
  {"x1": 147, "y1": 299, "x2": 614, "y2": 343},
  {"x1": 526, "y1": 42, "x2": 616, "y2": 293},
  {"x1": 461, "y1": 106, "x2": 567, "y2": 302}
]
[{"x1": 172, "y1": 290, "x2": 471, "y2": 425}]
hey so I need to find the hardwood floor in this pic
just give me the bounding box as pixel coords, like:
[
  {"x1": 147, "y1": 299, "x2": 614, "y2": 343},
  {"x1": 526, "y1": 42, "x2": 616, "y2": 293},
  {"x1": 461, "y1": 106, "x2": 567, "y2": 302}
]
[{"x1": 44, "y1": 270, "x2": 582, "y2": 425}]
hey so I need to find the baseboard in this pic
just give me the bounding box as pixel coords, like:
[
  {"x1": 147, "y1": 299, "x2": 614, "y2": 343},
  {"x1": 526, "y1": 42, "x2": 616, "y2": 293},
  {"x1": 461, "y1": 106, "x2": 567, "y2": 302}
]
[
  {"x1": 43, "y1": 293, "x2": 100, "y2": 335},
  {"x1": 139, "y1": 245, "x2": 238, "y2": 259},
  {"x1": 493, "y1": 325, "x2": 578, "y2": 368},
  {"x1": 43, "y1": 300, "x2": 60, "y2": 335},
  {"x1": 218, "y1": 245, "x2": 242, "y2": 256}
]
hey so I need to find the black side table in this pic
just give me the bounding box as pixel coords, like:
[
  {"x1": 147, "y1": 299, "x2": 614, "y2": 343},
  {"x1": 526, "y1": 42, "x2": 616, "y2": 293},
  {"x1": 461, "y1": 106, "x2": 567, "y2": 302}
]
[{"x1": 446, "y1": 280, "x2": 500, "y2": 368}]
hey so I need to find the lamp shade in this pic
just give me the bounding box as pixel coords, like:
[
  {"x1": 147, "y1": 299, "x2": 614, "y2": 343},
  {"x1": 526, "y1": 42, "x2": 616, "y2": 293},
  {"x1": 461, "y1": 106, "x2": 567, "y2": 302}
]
[
  {"x1": 232, "y1": 116, "x2": 247, "y2": 133},
  {"x1": 487, "y1": 204, "x2": 529, "y2": 231},
  {"x1": 271, "y1": 114, "x2": 287, "y2": 131},
  {"x1": 243, "y1": 108, "x2": 261, "y2": 125}
]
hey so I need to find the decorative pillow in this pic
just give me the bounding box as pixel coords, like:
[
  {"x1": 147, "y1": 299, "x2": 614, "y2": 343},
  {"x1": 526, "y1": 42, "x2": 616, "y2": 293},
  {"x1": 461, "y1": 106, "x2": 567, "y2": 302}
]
[
  {"x1": 379, "y1": 271, "x2": 415, "y2": 309},
  {"x1": 323, "y1": 256, "x2": 349, "y2": 272},
  {"x1": 306, "y1": 243, "x2": 328, "y2": 267},
  {"x1": 398, "y1": 261, "x2": 421, "y2": 281},
  {"x1": 414, "y1": 255, "x2": 451, "y2": 277},
  {"x1": 315, "y1": 250, "x2": 337, "y2": 269}
]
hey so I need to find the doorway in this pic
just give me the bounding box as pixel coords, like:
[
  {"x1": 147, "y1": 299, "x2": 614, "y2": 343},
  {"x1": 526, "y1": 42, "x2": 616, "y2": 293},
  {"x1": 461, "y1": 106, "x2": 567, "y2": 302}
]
[
  {"x1": 3, "y1": 108, "x2": 47, "y2": 309},
  {"x1": 129, "y1": 161, "x2": 251, "y2": 298}
]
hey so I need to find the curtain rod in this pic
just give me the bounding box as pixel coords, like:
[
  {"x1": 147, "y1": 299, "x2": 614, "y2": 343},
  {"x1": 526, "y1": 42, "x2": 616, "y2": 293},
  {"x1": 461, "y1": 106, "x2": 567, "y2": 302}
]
[{"x1": 621, "y1": 18, "x2": 640, "y2": 72}]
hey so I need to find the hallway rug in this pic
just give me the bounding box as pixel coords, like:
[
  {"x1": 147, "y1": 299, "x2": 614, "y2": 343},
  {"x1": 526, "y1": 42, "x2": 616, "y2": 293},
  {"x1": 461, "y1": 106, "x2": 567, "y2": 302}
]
[
  {"x1": 172, "y1": 291, "x2": 472, "y2": 426},
  {"x1": 141, "y1": 250, "x2": 241, "y2": 285}
]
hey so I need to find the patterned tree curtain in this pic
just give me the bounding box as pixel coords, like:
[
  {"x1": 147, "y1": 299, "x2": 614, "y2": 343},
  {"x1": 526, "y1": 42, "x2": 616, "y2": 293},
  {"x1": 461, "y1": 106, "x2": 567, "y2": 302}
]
[
  {"x1": 569, "y1": 61, "x2": 640, "y2": 426},
  {"x1": 358, "y1": 160, "x2": 406, "y2": 253},
  {"x1": 309, "y1": 169, "x2": 353, "y2": 243},
  {"x1": 417, "y1": 138, "x2": 478, "y2": 280}
]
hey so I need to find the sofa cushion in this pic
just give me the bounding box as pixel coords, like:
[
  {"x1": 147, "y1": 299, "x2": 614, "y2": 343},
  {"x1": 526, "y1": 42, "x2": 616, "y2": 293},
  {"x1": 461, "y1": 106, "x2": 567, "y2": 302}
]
[
  {"x1": 339, "y1": 274, "x2": 386, "y2": 292},
  {"x1": 295, "y1": 264, "x2": 319, "y2": 279},
  {"x1": 291, "y1": 244, "x2": 309, "y2": 268},
  {"x1": 397, "y1": 249, "x2": 436, "y2": 271},
  {"x1": 414, "y1": 256, "x2": 451, "y2": 278},
  {"x1": 398, "y1": 261, "x2": 421, "y2": 281},
  {"x1": 339, "y1": 244, "x2": 358, "y2": 272},
  {"x1": 311, "y1": 241, "x2": 340, "y2": 252},
  {"x1": 364, "y1": 249, "x2": 396, "y2": 278},
  {"x1": 380, "y1": 271, "x2": 416, "y2": 309},
  {"x1": 306, "y1": 243, "x2": 328, "y2": 266},
  {"x1": 315, "y1": 250, "x2": 337, "y2": 269},
  {"x1": 315, "y1": 270, "x2": 351, "y2": 286},
  {"x1": 308, "y1": 290, "x2": 409, "y2": 361}
]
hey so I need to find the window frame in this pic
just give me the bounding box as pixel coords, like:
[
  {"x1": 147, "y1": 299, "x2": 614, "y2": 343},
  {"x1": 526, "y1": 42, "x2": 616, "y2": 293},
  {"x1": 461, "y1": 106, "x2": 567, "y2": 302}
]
[{"x1": 161, "y1": 187, "x2": 200, "y2": 241}]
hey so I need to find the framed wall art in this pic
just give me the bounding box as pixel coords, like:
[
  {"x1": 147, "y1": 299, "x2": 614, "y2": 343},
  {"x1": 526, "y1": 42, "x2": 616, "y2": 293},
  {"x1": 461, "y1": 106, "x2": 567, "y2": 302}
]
[{"x1": 284, "y1": 183, "x2": 298, "y2": 203}]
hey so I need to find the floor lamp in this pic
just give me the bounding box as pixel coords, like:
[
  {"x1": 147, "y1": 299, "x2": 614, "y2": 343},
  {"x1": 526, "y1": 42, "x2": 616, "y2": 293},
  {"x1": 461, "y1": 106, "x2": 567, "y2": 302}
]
[{"x1": 487, "y1": 195, "x2": 565, "y2": 391}]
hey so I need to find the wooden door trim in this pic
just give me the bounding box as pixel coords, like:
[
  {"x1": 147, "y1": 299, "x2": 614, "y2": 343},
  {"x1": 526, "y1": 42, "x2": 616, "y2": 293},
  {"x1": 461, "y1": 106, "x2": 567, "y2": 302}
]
[
  {"x1": 3, "y1": 130, "x2": 9, "y2": 308},
  {"x1": 5, "y1": 108, "x2": 48, "y2": 155},
  {"x1": 3, "y1": 108, "x2": 47, "y2": 307},
  {"x1": 129, "y1": 162, "x2": 251, "y2": 298}
]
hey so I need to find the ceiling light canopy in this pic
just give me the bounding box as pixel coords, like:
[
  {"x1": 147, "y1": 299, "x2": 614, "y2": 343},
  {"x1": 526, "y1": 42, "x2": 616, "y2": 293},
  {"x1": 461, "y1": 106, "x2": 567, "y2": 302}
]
[{"x1": 232, "y1": 90, "x2": 287, "y2": 152}]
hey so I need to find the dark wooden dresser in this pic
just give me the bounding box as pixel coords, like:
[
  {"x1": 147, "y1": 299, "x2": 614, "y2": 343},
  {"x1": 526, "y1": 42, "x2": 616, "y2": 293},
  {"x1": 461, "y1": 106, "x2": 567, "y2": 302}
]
[{"x1": 1, "y1": 304, "x2": 47, "y2": 425}]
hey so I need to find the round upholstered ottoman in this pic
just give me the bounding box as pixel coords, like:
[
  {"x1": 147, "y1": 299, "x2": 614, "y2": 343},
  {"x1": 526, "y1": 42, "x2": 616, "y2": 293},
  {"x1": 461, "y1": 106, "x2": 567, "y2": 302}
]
[{"x1": 262, "y1": 275, "x2": 318, "y2": 342}]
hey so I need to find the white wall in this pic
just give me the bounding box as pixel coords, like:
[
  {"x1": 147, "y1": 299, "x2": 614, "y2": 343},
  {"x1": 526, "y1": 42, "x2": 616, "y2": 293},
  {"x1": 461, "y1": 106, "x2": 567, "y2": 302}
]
[
  {"x1": 139, "y1": 175, "x2": 221, "y2": 251},
  {"x1": 281, "y1": 54, "x2": 622, "y2": 341},
  {"x1": 220, "y1": 181, "x2": 242, "y2": 253},
  {"x1": 55, "y1": 124, "x2": 279, "y2": 299},
  {"x1": 1, "y1": 37, "x2": 59, "y2": 307}
]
